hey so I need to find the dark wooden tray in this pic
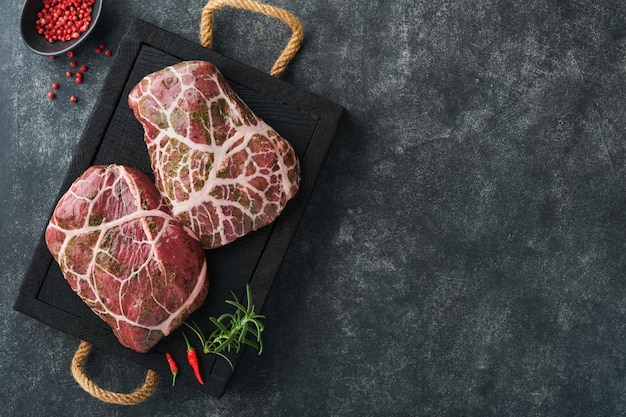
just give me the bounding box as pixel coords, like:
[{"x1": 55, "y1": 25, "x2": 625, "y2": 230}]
[{"x1": 14, "y1": 19, "x2": 343, "y2": 397}]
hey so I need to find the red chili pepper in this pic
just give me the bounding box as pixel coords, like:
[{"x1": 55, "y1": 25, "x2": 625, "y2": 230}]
[
  {"x1": 182, "y1": 332, "x2": 204, "y2": 385},
  {"x1": 165, "y1": 352, "x2": 178, "y2": 387}
]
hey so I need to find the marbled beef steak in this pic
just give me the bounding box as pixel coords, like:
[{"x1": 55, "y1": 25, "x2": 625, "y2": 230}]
[
  {"x1": 128, "y1": 60, "x2": 301, "y2": 249},
  {"x1": 45, "y1": 165, "x2": 208, "y2": 353}
]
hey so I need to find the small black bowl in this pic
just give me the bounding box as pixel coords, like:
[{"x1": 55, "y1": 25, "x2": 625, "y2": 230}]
[{"x1": 20, "y1": 0, "x2": 103, "y2": 56}]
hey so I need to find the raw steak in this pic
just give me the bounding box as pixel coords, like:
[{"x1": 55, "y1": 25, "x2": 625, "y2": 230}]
[
  {"x1": 45, "y1": 165, "x2": 208, "y2": 353},
  {"x1": 128, "y1": 60, "x2": 301, "y2": 249}
]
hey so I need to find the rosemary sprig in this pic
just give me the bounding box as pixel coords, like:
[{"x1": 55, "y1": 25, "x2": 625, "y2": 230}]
[{"x1": 184, "y1": 284, "x2": 265, "y2": 370}]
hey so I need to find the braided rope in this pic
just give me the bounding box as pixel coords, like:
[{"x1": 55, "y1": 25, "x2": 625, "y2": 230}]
[
  {"x1": 200, "y1": 0, "x2": 304, "y2": 77},
  {"x1": 71, "y1": 341, "x2": 159, "y2": 405},
  {"x1": 68, "y1": 3, "x2": 302, "y2": 404}
]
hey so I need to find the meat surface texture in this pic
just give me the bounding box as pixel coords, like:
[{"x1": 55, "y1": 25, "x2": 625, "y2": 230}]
[
  {"x1": 128, "y1": 60, "x2": 301, "y2": 249},
  {"x1": 45, "y1": 165, "x2": 208, "y2": 353}
]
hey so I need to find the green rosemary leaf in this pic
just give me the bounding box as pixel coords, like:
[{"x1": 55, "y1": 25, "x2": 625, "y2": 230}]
[
  {"x1": 182, "y1": 284, "x2": 265, "y2": 369},
  {"x1": 214, "y1": 351, "x2": 234, "y2": 370},
  {"x1": 210, "y1": 316, "x2": 230, "y2": 332},
  {"x1": 184, "y1": 321, "x2": 207, "y2": 345},
  {"x1": 226, "y1": 299, "x2": 250, "y2": 315},
  {"x1": 247, "y1": 326, "x2": 260, "y2": 339},
  {"x1": 242, "y1": 339, "x2": 259, "y2": 350},
  {"x1": 237, "y1": 326, "x2": 249, "y2": 344}
]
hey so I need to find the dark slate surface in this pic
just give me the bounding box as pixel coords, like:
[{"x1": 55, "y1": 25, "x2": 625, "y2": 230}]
[
  {"x1": 13, "y1": 20, "x2": 344, "y2": 398},
  {"x1": 2, "y1": 0, "x2": 626, "y2": 415}
]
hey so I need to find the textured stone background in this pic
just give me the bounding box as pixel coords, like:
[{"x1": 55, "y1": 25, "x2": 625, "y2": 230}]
[{"x1": 2, "y1": 0, "x2": 626, "y2": 415}]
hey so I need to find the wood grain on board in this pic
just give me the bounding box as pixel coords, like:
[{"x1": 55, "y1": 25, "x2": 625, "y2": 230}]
[{"x1": 14, "y1": 19, "x2": 343, "y2": 397}]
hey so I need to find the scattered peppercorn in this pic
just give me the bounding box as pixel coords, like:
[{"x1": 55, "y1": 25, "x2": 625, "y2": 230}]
[{"x1": 43, "y1": 39, "x2": 109, "y2": 104}]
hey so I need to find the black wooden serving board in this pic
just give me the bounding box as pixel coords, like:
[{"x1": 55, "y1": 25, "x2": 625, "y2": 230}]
[{"x1": 14, "y1": 19, "x2": 343, "y2": 398}]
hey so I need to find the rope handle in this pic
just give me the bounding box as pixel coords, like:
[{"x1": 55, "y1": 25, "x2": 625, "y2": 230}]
[
  {"x1": 69, "y1": 3, "x2": 302, "y2": 404},
  {"x1": 200, "y1": 0, "x2": 304, "y2": 77},
  {"x1": 71, "y1": 341, "x2": 159, "y2": 405}
]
